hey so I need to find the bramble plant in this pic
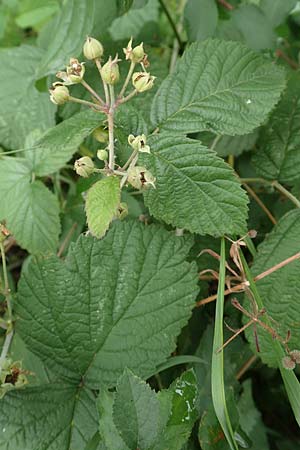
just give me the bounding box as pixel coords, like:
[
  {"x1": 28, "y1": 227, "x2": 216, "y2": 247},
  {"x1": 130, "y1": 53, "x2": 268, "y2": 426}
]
[{"x1": 2, "y1": 1, "x2": 300, "y2": 449}]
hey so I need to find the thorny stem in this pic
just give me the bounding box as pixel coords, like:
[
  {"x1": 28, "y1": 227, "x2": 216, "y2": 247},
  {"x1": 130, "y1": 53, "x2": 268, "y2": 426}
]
[
  {"x1": 69, "y1": 96, "x2": 103, "y2": 111},
  {"x1": 0, "y1": 242, "x2": 13, "y2": 377},
  {"x1": 217, "y1": 319, "x2": 255, "y2": 353},
  {"x1": 95, "y1": 58, "x2": 110, "y2": 105},
  {"x1": 108, "y1": 85, "x2": 115, "y2": 170},
  {"x1": 119, "y1": 61, "x2": 135, "y2": 98},
  {"x1": 196, "y1": 250, "x2": 300, "y2": 307},
  {"x1": 81, "y1": 79, "x2": 105, "y2": 105},
  {"x1": 158, "y1": 0, "x2": 184, "y2": 51}
]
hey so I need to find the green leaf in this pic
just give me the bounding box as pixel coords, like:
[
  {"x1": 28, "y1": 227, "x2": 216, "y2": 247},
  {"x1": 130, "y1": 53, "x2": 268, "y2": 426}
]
[
  {"x1": 153, "y1": 369, "x2": 199, "y2": 450},
  {"x1": 116, "y1": 0, "x2": 134, "y2": 15},
  {"x1": 15, "y1": 0, "x2": 59, "y2": 28},
  {"x1": 0, "y1": 158, "x2": 60, "y2": 254},
  {"x1": 16, "y1": 220, "x2": 198, "y2": 387},
  {"x1": 211, "y1": 238, "x2": 238, "y2": 450},
  {"x1": 109, "y1": 0, "x2": 159, "y2": 40},
  {"x1": 113, "y1": 369, "x2": 160, "y2": 450},
  {"x1": 86, "y1": 176, "x2": 121, "y2": 238},
  {"x1": 36, "y1": 0, "x2": 95, "y2": 77},
  {"x1": 184, "y1": 0, "x2": 218, "y2": 42},
  {"x1": 140, "y1": 134, "x2": 248, "y2": 236},
  {"x1": 260, "y1": 0, "x2": 298, "y2": 26},
  {"x1": 231, "y1": 5, "x2": 276, "y2": 51},
  {"x1": 245, "y1": 209, "x2": 300, "y2": 367},
  {"x1": 151, "y1": 39, "x2": 286, "y2": 135},
  {"x1": 252, "y1": 75, "x2": 300, "y2": 184},
  {"x1": 200, "y1": 130, "x2": 259, "y2": 157},
  {"x1": 0, "y1": 45, "x2": 55, "y2": 149},
  {"x1": 0, "y1": 384, "x2": 100, "y2": 450},
  {"x1": 25, "y1": 110, "x2": 102, "y2": 176},
  {"x1": 98, "y1": 389, "x2": 131, "y2": 450}
]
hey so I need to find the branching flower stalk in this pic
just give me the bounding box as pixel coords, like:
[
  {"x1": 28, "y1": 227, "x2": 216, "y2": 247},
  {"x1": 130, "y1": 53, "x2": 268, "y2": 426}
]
[{"x1": 49, "y1": 36, "x2": 157, "y2": 197}]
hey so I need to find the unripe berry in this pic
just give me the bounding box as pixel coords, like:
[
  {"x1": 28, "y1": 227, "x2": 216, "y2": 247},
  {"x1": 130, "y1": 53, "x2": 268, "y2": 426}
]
[
  {"x1": 83, "y1": 36, "x2": 104, "y2": 60},
  {"x1": 123, "y1": 38, "x2": 145, "y2": 63},
  {"x1": 66, "y1": 58, "x2": 85, "y2": 83},
  {"x1": 128, "y1": 134, "x2": 150, "y2": 153},
  {"x1": 127, "y1": 166, "x2": 156, "y2": 190},
  {"x1": 97, "y1": 149, "x2": 108, "y2": 161},
  {"x1": 93, "y1": 127, "x2": 109, "y2": 143}
]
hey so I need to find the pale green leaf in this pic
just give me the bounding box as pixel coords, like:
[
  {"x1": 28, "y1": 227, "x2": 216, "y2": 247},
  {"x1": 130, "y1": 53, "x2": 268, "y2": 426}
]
[
  {"x1": 0, "y1": 384, "x2": 99, "y2": 450},
  {"x1": 151, "y1": 39, "x2": 286, "y2": 135},
  {"x1": 109, "y1": 0, "x2": 159, "y2": 40},
  {"x1": 86, "y1": 176, "x2": 121, "y2": 238},
  {"x1": 260, "y1": 0, "x2": 298, "y2": 26},
  {"x1": 15, "y1": 0, "x2": 59, "y2": 28},
  {"x1": 16, "y1": 221, "x2": 198, "y2": 387},
  {"x1": 113, "y1": 369, "x2": 159, "y2": 450},
  {"x1": 0, "y1": 158, "x2": 60, "y2": 254},
  {"x1": 184, "y1": 0, "x2": 218, "y2": 42},
  {"x1": 36, "y1": 0, "x2": 95, "y2": 77},
  {"x1": 0, "y1": 45, "x2": 55, "y2": 148},
  {"x1": 140, "y1": 134, "x2": 248, "y2": 236},
  {"x1": 252, "y1": 75, "x2": 300, "y2": 184},
  {"x1": 245, "y1": 209, "x2": 300, "y2": 367},
  {"x1": 25, "y1": 110, "x2": 102, "y2": 176},
  {"x1": 231, "y1": 5, "x2": 276, "y2": 51}
]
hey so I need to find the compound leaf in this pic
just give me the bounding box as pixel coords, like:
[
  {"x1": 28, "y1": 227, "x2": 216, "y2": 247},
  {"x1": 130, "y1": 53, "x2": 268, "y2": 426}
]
[
  {"x1": 151, "y1": 39, "x2": 285, "y2": 135},
  {"x1": 140, "y1": 134, "x2": 248, "y2": 236}
]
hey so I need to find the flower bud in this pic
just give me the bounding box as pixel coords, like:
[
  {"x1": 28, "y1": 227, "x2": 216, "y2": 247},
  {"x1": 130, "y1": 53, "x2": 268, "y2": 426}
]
[
  {"x1": 66, "y1": 58, "x2": 85, "y2": 83},
  {"x1": 128, "y1": 134, "x2": 150, "y2": 153},
  {"x1": 101, "y1": 55, "x2": 120, "y2": 85},
  {"x1": 74, "y1": 156, "x2": 94, "y2": 178},
  {"x1": 282, "y1": 356, "x2": 296, "y2": 370},
  {"x1": 132, "y1": 72, "x2": 155, "y2": 92},
  {"x1": 127, "y1": 166, "x2": 156, "y2": 190},
  {"x1": 116, "y1": 202, "x2": 128, "y2": 220},
  {"x1": 93, "y1": 127, "x2": 108, "y2": 143},
  {"x1": 49, "y1": 83, "x2": 70, "y2": 105},
  {"x1": 97, "y1": 149, "x2": 108, "y2": 161},
  {"x1": 83, "y1": 36, "x2": 104, "y2": 60},
  {"x1": 123, "y1": 38, "x2": 145, "y2": 63}
]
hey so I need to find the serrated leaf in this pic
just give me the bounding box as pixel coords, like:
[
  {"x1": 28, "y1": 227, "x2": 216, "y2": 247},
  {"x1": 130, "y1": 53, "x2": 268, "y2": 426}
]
[
  {"x1": 25, "y1": 110, "x2": 102, "y2": 176},
  {"x1": 245, "y1": 209, "x2": 300, "y2": 367},
  {"x1": 140, "y1": 134, "x2": 248, "y2": 236},
  {"x1": 151, "y1": 39, "x2": 285, "y2": 135},
  {"x1": 36, "y1": 0, "x2": 95, "y2": 77},
  {"x1": 0, "y1": 45, "x2": 55, "y2": 148},
  {"x1": 86, "y1": 176, "x2": 121, "y2": 238},
  {"x1": 0, "y1": 158, "x2": 60, "y2": 254},
  {"x1": 252, "y1": 75, "x2": 300, "y2": 184},
  {"x1": 184, "y1": 0, "x2": 218, "y2": 42},
  {"x1": 113, "y1": 369, "x2": 159, "y2": 450},
  {"x1": 153, "y1": 369, "x2": 198, "y2": 450},
  {"x1": 16, "y1": 220, "x2": 198, "y2": 387},
  {"x1": 0, "y1": 384, "x2": 99, "y2": 450}
]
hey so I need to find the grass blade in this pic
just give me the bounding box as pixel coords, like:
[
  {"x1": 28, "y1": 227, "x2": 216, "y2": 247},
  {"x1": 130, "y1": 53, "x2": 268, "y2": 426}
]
[
  {"x1": 211, "y1": 237, "x2": 239, "y2": 450},
  {"x1": 240, "y1": 250, "x2": 300, "y2": 427}
]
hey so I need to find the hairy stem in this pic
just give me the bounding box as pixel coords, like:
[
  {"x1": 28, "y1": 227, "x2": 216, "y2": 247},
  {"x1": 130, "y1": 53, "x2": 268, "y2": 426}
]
[
  {"x1": 119, "y1": 61, "x2": 135, "y2": 98},
  {"x1": 108, "y1": 85, "x2": 115, "y2": 170},
  {"x1": 81, "y1": 79, "x2": 105, "y2": 105},
  {"x1": 118, "y1": 89, "x2": 138, "y2": 105},
  {"x1": 0, "y1": 242, "x2": 13, "y2": 377},
  {"x1": 95, "y1": 58, "x2": 110, "y2": 105},
  {"x1": 272, "y1": 181, "x2": 300, "y2": 208},
  {"x1": 69, "y1": 96, "x2": 103, "y2": 111}
]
